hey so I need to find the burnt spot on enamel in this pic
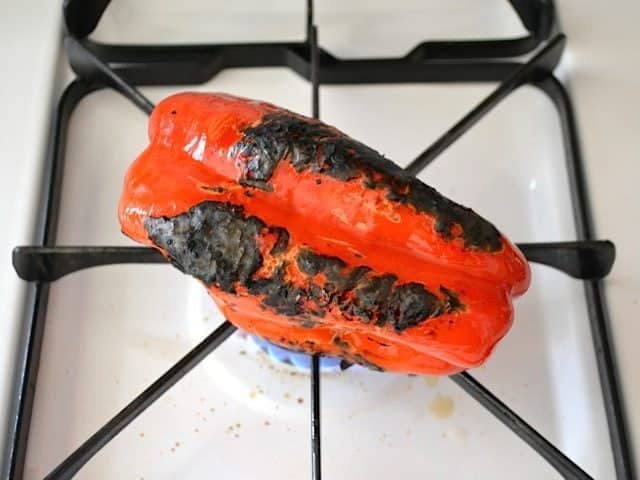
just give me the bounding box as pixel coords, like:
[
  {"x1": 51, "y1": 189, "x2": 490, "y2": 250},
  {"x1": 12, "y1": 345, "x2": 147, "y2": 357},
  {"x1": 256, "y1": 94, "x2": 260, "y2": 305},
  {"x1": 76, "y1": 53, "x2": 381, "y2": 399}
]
[
  {"x1": 145, "y1": 200, "x2": 464, "y2": 335},
  {"x1": 231, "y1": 113, "x2": 502, "y2": 251},
  {"x1": 144, "y1": 202, "x2": 264, "y2": 292}
]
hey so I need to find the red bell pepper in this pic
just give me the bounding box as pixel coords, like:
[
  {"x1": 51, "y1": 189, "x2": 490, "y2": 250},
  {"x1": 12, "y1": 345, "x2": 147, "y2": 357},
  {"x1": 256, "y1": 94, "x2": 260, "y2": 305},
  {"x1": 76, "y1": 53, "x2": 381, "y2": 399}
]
[{"x1": 119, "y1": 92, "x2": 530, "y2": 375}]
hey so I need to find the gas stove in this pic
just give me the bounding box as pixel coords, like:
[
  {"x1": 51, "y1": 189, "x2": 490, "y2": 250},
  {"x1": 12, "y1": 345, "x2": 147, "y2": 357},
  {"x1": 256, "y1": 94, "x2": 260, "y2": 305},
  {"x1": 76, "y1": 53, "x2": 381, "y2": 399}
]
[{"x1": 3, "y1": 1, "x2": 636, "y2": 479}]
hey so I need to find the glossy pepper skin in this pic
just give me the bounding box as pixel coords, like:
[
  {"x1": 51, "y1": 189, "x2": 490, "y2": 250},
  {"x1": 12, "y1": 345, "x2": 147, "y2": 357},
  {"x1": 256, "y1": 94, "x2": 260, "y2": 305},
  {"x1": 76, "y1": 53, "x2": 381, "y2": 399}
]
[{"x1": 119, "y1": 92, "x2": 530, "y2": 375}]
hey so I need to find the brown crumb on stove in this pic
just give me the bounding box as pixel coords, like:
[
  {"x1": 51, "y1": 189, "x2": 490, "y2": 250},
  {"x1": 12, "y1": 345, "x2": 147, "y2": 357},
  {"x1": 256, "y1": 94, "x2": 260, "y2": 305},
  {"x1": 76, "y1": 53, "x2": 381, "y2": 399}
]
[
  {"x1": 210, "y1": 407, "x2": 215, "y2": 413},
  {"x1": 175, "y1": 441, "x2": 180, "y2": 447},
  {"x1": 235, "y1": 423, "x2": 241, "y2": 428},
  {"x1": 297, "y1": 397, "x2": 304, "y2": 404},
  {"x1": 226, "y1": 425, "x2": 234, "y2": 433},
  {"x1": 139, "y1": 432, "x2": 144, "y2": 438},
  {"x1": 170, "y1": 448, "x2": 175, "y2": 453},
  {"x1": 234, "y1": 433, "x2": 240, "y2": 438},
  {"x1": 194, "y1": 428, "x2": 199, "y2": 433},
  {"x1": 239, "y1": 350, "x2": 247, "y2": 355},
  {"x1": 284, "y1": 392, "x2": 291, "y2": 399},
  {"x1": 264, "y1": 420, "x2": 271, "y2": 426}
]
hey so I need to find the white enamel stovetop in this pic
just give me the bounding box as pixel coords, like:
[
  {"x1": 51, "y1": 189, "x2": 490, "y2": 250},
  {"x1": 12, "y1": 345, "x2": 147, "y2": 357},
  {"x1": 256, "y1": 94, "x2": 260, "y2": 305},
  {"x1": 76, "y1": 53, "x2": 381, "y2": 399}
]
[{"x1": 1, "y1": 1, "x2": 639, "y2": 479}]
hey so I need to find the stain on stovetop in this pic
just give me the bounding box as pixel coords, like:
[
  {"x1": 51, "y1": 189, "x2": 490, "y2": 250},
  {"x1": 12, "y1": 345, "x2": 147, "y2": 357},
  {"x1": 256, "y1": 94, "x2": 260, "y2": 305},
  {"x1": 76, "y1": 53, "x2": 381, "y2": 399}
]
[{"x1": 428, "y1": 394, "x2": 454, "y2": 419}]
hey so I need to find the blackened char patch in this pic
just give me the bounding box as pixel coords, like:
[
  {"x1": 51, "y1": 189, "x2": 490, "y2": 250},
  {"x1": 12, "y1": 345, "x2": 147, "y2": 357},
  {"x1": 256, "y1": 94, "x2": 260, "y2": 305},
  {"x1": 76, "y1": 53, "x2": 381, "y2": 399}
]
[
  {"x1": 366, "y1": 336, "x2": 391, "y2": 347},
  {"x1": 383, "y1": 283, "x2": 441, "y2": 332},
  {"x1": 145, "y1": 200, "x2": 465, "y2": 338},
  {"x1": 299, "y1": 317, "x2": 317, "y2": 328},
  {"x1": 269, "y1": 227, "x2": 290, "y2": 255},
  {"x1": 144, "y1": 202, "x2": 264, "y2": 292},
  {"x1": 247, "y1": 262, "x2": 304, "y2": 316},
  {"x1": 348, "y1": 274, "x2": 397, "y2": 324},
  {"x1": 333, "y1": 336, "x2": 351, "y2": 350},
  {"x1": 294, "y1": 250, "x2": 464, "y2": 332},
  {"x1": 440, "y1": 286, "x2": 464, "y2": 313},
  {"x1": 231, "y1": 112, "x2": 502, "y2": 251},
  {"x1": 201, "y1": 185, "x2": 225, "y2": 193},
  {"x1": 296, "y1": 249, "x2": 346, "y2": 278}
]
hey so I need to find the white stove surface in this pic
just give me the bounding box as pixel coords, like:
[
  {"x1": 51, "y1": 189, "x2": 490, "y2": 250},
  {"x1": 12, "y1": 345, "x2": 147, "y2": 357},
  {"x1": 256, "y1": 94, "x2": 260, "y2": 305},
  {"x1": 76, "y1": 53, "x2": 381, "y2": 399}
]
[{"x1": 2, "y1": 1, "x2": 639, "y2": 479}]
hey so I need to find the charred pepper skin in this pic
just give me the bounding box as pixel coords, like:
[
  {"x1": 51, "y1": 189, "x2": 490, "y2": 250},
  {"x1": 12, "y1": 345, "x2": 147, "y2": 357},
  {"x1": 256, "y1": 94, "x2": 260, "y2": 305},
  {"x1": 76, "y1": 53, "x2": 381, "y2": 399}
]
[{"x1": 119, "y1": 92, "x2": 530, "y2": 375}]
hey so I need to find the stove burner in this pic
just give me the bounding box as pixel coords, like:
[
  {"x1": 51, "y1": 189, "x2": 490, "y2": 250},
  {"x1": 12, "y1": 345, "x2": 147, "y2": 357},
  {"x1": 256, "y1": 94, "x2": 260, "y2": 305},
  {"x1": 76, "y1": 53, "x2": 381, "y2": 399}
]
[{"x1": 250, "y1": 336, "x2": 343, "y2": 372}]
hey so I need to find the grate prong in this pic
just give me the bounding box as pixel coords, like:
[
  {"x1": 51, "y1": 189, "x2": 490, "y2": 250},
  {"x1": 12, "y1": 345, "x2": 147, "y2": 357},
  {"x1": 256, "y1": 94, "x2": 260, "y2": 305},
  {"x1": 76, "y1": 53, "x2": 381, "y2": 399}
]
[
  {"x1": 43, "y1": 321, "x2": 237, "y2": 480},
  {"x1": 450, "y1": 372, "x2": 593, "y2": 479},
  {"x1": 66, "y1": 37, "x2": 155, "y2": 115},
  {"x1": 405, "y1": 35, "x2": 566, "y2": 175}
]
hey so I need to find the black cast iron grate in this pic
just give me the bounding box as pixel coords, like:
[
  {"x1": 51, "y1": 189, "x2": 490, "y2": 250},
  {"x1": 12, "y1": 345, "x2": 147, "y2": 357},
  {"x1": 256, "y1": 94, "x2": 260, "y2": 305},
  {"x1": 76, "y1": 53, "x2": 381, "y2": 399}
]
[{"x1": 5, "y1": 1, "x2": 635, "y2": 479}]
